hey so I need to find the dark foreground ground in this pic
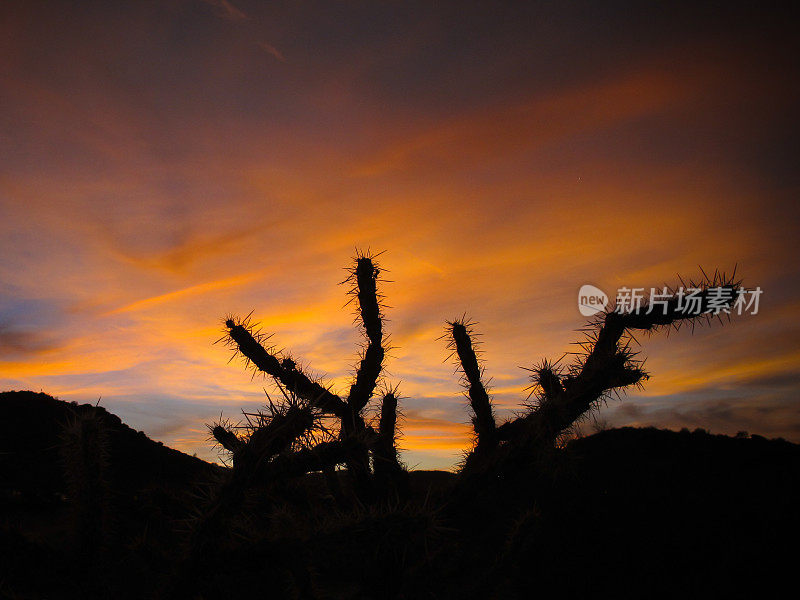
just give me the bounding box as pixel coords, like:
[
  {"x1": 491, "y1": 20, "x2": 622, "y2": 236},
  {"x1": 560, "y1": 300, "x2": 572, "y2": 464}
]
[{"x1": 1, "y1": 390, "x2": 798, "y2": 598}]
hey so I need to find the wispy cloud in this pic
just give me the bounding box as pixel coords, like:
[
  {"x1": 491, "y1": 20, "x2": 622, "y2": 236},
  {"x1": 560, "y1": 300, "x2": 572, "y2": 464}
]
[
  {"x1": 0, "y1": 1, "x2": 797, "y2": 467},
  {"x1": 104, "y1": 273, "x2": 262, "y2": 315},
  {"x1": 0, "y1": 324, "x2": 60, "y2": 358},
  {"x1": 201, "y1": 0, "x2": 247, "y2": 21},
  {"x1": 258, "y1": 41, "x2": 286, "y2": 62}
]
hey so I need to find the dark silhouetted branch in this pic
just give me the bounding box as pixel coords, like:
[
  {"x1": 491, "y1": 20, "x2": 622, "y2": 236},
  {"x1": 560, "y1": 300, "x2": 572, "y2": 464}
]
[
  {"x1": 260, "y1": 434, "x2": 375, "y2": 482},
  {"x1": 495, "y1": 271, "x2": 740, "y2": 454},
  {"x1": 346, "y1": 255, "x2": 385, "y2": 413},
  {"x1": 225, "y1": 319, "x2": 348, "y2": 418},
  {"x1": 449, "y1": 320, "x2": 497, "y2": 451},
  {"x1": 211, "y1": 424, "x2": 244, "y2": 458}
]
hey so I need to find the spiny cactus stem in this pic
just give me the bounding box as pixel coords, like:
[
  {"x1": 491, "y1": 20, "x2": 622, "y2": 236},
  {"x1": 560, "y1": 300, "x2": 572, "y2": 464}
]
[
  {"x1": 373, "y1": 392, "x2": 400, "y2": 470},
  {"x1": 349, "y1": 346, "x2": 385, "y2": 413},
  {"x1": 348, "y1": 257, "x2": 385, "y2": 412},
  {"x1": 511, "y1": 278, "x2": 740, "y2": 446},
  {"x1": 227, "y1": 321, "x2": 348, "y2": 418},
  {"x1": 498, "y1": 315, "x2": 643, "y2": 446},
  {"x1": 212, "y1": 425, "x2": 244, "y2": 455},
  {"x1": 373, "y1": 392, "x2": 406, "y2": 497},
  {"x1": 378, "y1": 392, "x2": 398, "y2": 442},
  {"x1": 259, "y1": 434, "x2": 376, "y2": 481},
  {"x1": 247, "y1": 405, "x2": 315, "y2": 459},
  {"x1": 355, "y1": 256, "x2": 382, "y2": 345},
  {"x1": 536, "y1": 368, "x2": 563, "y2": 401},
  {"x1": 451, "y1": 322, "x2": 496, "y2": 448},
  {"x1": 339, "y1": 409, "x2": 374, "y2": 498},
  {"x1": 616, "y1": 283, "x2": 739, "y2": 330}
]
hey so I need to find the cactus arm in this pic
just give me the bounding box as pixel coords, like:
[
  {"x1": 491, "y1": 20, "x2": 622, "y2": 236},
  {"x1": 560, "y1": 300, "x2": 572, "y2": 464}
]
[
  {"x1": 226, "y1": 320, "x2": 348, "y2": 418},
  {"x1": 260, "y1": 434, "x2": 376, "y2": 481},
  {"x1": 378, "y1": 392, "x2": 398, "y2": 445},
  {"x1": 449, "y1": 321, "x2": 497, "y2": 450},
  {"x1": 497, "y1": 274, "x2": 740, "y2": 448},
  {"x1": 211, "y1": 425, "x2": 244, "y2": 454},
  {"x1": 245, "y1": 405, "x2": 316, "y2": 460},
  {"x1": 346, "y1": 256, "x2": 385, "y2": 413},
  {"x1": 373, "y1": 392, "x2": 401, "y2": 472},
  {"x1": 615, "y1": 283, "x2": 739, "y2": 331}
]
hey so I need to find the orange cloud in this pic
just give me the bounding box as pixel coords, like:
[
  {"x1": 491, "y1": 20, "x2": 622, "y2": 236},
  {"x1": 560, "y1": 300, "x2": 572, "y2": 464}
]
[
  {"x1": 105, "y1": 273, "x2": 263, "y2": 315},
  {"x1": 1, "y1": 2, "x2": 797, "y2": 468}
]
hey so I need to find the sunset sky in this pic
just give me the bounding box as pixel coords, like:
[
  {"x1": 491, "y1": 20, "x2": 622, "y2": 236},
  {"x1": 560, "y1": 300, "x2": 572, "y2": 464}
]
[{"x1": 1, "y1": 1, "x2": 798, "y2": 468}]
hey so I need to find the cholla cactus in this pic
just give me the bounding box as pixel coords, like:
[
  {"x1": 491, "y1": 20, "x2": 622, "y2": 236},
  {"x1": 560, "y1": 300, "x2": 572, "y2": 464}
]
[
  {"x1": 185, "y1": 256, "x2": 741, "y2": 599},
  {"x1": 218, "y1": 251, "x2": 405, "y2": 501},
  {"x1": 449, "y1": 269, "x2": 741, "y2": 472},
  {"x1": 178, "y1": 254, "x2": 409, "y2": 596},
  {"x1": 218, "y1": 257, "x2": 740, "y2": 488}
]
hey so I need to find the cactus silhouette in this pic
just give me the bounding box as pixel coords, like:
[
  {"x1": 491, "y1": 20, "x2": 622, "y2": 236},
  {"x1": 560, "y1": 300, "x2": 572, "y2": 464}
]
[
  {"x1": 176, "y1": 253, "x2": 413, "y2": 596},
  {"x1": 215, "y1": 256, "x2": 740, "y2": 492},
  {"x1": 450, "y1": 269, "x2": 740, "y2": 476},
  {"x1": 181, "y1": 255, "x2": 743, "y2": 599},
  {"x1": 217, "y1": 252, "x2": 406, "y2": 501},
  {"x1": 3, "y1": 256, "x2": 780, "y2": 600}
]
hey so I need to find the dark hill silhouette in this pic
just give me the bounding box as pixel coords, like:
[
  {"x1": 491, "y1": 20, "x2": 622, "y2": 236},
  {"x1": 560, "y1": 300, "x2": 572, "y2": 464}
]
[
  {"x1": 0, "y1": 390, "x2": 216, "y2": 501},
  {"x1": 521, "y1": 427, "x2": 800, "y2": 597},
  {"x1": 1, "y1": 390, "x2": 798, "y2": 598}
]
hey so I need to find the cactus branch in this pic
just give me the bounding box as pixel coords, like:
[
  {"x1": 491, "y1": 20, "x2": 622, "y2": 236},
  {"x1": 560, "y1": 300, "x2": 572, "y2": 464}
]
[
  {"x1": 347, "y1": 255, "x2": 385, "y2": 413},
  {"x1": 496, "y1": 271, "x2": 739, "y2": 450},
  {"x1": 225, "y1": 318, "x2": 348, "y2": 419},
  {"x1": 373, "y1": 391, "x2": 408, "y2": 498},
  {"x1": 373, "y1": 391, "x2": 401, "y2": 472},
  {"x1": 449, "y1": 320, "x2": 497, "y2": 450},
  {"x1": 211, "y1": 424, "x2": 244, "y2": 455},
  {"x1": 246, "y1": 404, "x2": 316, "y2": 462},
  {"x1": 260, "y1": 434, "x2": 376, "y2": 482}
]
